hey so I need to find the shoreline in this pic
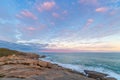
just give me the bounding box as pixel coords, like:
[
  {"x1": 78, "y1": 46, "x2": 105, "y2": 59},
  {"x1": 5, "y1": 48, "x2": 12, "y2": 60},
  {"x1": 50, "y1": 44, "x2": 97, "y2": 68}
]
[
  {"x1": 41, "y1": 57, "x2": 119, "y2": 80},
  {"x1": 0, "y1": 48, "x2": 117, "y2": 80}
]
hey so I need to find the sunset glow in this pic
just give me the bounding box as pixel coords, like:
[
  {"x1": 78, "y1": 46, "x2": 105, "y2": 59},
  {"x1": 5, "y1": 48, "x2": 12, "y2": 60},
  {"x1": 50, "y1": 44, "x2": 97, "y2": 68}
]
[{"x1": 0, "y1": 0, "x2": 120, "y2": 52}]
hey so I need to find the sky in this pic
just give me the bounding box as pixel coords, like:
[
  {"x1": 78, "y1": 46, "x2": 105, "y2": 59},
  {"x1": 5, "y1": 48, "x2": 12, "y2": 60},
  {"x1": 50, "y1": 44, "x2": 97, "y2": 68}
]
[{"x1": 0, "y1": 0, "x2": 120, "y2": 52}]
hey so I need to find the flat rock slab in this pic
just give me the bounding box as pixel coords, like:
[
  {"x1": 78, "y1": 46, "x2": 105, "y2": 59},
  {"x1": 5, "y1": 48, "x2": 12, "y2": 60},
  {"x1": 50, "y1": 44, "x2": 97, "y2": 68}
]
[
  {"x1": 0, "y1": 52, "x2": 117, "y2": 80},
  {"x1": 104, "y1": 77, "x2": 117, "y2": 80},
  {"x1": 0, "y1": 78, "x2": 27, "y2": 80},
  {"x1": 84, "y1": 70, "x2": 107, "y2": 78}
]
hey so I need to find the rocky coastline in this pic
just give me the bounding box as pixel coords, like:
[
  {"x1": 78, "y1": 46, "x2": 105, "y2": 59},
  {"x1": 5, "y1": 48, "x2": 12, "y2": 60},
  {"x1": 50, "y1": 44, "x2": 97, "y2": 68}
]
[{"x1": 0, "y1": 48, "x2": 117, "y2": 80}]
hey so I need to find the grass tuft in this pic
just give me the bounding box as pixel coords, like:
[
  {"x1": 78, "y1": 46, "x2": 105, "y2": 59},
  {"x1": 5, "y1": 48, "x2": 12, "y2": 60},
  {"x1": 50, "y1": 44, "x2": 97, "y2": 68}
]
[{"x1": 0, "y1": 48, "x2": 19, "y2": 57}]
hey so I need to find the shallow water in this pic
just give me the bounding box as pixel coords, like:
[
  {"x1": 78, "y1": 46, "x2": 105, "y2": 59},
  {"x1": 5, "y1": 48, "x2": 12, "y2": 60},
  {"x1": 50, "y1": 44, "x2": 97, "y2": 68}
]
[{"x1": 39, "y1": 52, "x2": 120, "y2": 80}]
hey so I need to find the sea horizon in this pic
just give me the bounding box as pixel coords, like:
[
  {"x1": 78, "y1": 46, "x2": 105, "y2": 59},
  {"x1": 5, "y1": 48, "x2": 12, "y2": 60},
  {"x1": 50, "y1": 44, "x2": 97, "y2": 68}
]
[
  {"x1": 0, "y1": 0, "x2": 120, "y2": 80},
  {"x1": 39, "y1": 52, "x2": 120, "y2": 80}
]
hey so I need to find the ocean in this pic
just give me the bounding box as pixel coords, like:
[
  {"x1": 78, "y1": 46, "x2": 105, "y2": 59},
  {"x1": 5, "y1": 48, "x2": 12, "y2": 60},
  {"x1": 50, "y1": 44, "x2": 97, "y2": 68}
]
[{"x1": 39, "y1": 52, "x2": 120, "y2": 80}]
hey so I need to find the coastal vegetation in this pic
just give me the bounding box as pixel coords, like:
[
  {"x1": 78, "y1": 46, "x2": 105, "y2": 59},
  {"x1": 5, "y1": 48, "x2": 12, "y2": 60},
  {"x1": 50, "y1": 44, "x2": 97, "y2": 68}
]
[{"x1": 0, "y1": 48, "x2": 19, "y2": 57}]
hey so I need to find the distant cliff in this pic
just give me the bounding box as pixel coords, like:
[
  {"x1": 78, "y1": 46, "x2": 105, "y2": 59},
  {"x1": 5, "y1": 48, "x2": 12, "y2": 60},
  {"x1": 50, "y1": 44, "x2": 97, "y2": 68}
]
[{"x1": 0, "y1": 40, "x2": 48, "y2": 52}]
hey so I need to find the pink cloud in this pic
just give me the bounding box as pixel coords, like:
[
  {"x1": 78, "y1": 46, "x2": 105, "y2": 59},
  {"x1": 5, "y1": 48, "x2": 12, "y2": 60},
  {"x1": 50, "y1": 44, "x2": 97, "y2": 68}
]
[
  {"x1": 86, "y1": 19, "x2": 94, "y2": 26},
  {"x1": 37, "y1": 1, "x2": 56, "y2": 12},
  {"x1": 27, "y1": 24, "x2": 46, "y2": 32},
  {"x1": 96, "y1": 7, "x2": 108, "y2": 12},
  {"x1": 41, "y1": 49, "x2": 80, "y2": 53},
  {"x1": 41, "y1": 49, "x2": 103, "y2": 53},
  {"x1": 79, "y1": 0, "x2": 98, "y2": 5},
  {"x1": 52, "y1": 12, "x2": 59, "y2": 18},
  {"x1": 88, "y1": 19, "x2": 94, "y2": 23},
  {"x1": 38, "y1": 24, "x2": 46, "y2": 31},
  {"x1": 17, "y1": 23, "x2": 46, "y2": 37},
  {"x1": 27, "y1": 27, "x2": 36, "y2": 31},
  {"x1": 52, "y1": 11, "x2": 68, "y2": 20},
  {"x1": 82, "y1": 18, "x2": 94, "y2": 30},
  {"x1": 20, "y1": 10, "x2": 37, "y2": 20}
]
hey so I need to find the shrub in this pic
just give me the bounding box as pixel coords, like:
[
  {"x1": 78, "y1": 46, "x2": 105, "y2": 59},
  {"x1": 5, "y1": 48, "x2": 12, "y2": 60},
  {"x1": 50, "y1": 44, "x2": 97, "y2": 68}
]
[{"x1": 0, "y1": 48, "x2": 19, "y2": 57}]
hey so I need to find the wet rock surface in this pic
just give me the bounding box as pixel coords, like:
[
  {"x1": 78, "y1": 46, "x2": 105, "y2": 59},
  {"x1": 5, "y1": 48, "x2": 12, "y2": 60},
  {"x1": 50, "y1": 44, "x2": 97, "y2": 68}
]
[
  {"x1": 84, "y1": 70, "x2": 117, "y2": 80},
  {"x1": 103, "y1": 77, "x2": 117, "y2": 80}
]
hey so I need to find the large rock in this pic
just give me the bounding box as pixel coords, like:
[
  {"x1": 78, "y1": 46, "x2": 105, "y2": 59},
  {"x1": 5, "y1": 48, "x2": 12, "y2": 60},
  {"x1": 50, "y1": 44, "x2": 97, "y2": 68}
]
[
  {"x1": 18, "y1": 52, "x2": 40, "y2": 60},
  {"x1": 0, "y1": 78, "x2": 27, "y2": 80},
  {"x1": 38, "y1": 61, "x2": 48, "y2": 67},
  {"x1": 103, "y1": 77, "x2": 117, "y2": 80},
  {"x1": 38, "y1": 61, "x2": 52, "y2": 68},
  {"x1": 39, "y1": 55, "x2": 46, "y2": 58},
  {"x1": 84, "y1": 70, "x2": 108, "y2": 79},
  {"x1": 0, "y1": 54, "x2": 96, "y2": 80}
]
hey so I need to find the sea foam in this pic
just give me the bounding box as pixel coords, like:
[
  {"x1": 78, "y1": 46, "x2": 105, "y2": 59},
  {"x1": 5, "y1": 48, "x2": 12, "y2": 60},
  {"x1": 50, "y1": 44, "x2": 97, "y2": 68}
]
[{"x1": 41, "y1": 58, "x2": 120, "y2": 80}]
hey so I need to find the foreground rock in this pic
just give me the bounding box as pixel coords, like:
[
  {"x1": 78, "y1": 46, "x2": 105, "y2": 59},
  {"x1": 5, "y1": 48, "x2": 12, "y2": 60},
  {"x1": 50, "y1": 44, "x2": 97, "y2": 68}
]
[
  {"x1": 0, "y1": 54, "x2": 95, "y2": 80},
  {"x1": 84, "y1": 70, "x2": 117, "y2": 80},
  {"x1": 104, "y1": 77, "x2": 117, "y2": 80},
  {"x1": 0, "y1": 78, "x2": 26, "y2": 80},
  {"x1": 0, "y1": 49, "x2": 117, "y2": 80}
]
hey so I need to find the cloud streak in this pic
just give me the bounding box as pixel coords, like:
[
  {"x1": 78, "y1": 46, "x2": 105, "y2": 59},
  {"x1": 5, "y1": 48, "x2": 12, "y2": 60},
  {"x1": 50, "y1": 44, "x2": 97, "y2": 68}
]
[
  {"x1": 82, "y1": 18, "x2": 94, "y2": 30},
  {"x1": 0, "y1": 0, "x2": 120, "y2": 52},
  {"x1": 15, "y1": 30, "x2": 22, "y2": 40},
  {"x1": 79, "y1": 0, "x2": 99, "y2": 5},
  {"x1": 37, "y1": 1, "x2": 56, "y2": 12},
  {"x1": 52, "y1": 12, "x2": 59, "y2": 18},
  {"x1": 17, "y1": 10, "x2": 37, "y2": 20},
  {"x1": 95, "y1": 7, "x2": 108, "y2": 13}
]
